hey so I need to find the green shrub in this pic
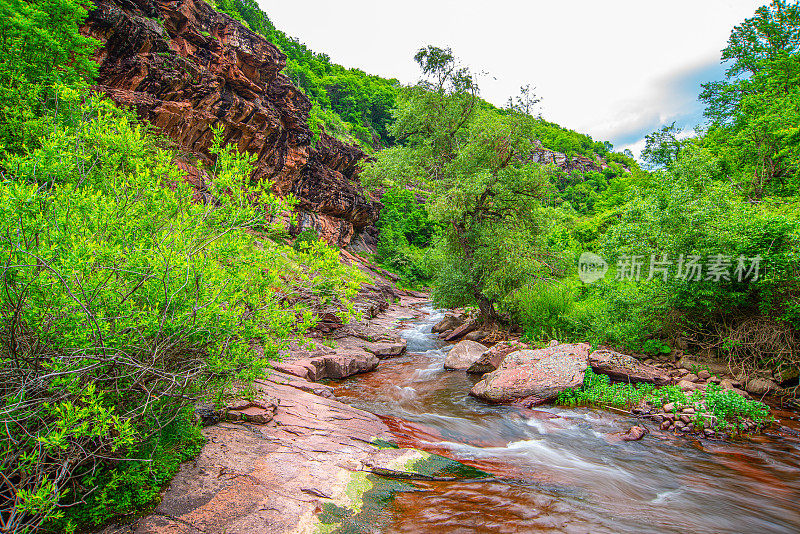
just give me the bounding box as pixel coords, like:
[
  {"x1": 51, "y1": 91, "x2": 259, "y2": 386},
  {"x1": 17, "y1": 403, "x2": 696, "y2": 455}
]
[
  {"x1": 0, "y1": 92, "x2": 363, "y2": 532},
  {"x1": 557, "y1": 369, "x2": 774, "y2": 433}
]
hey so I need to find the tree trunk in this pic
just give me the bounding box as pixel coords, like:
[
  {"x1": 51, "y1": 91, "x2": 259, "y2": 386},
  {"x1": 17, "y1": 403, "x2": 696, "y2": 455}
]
[{"x1": 476, "y1": 293, "x2": 499, "y2": 325}]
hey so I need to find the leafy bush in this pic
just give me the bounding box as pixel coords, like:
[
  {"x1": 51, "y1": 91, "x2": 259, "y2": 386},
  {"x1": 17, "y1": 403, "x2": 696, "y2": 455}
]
[
  {"x1": 557, "y1": 369, "x2": 774, "y2": 433},
  {"x1": 0, "y1": 92, "x2": 362, "y2": 532}
]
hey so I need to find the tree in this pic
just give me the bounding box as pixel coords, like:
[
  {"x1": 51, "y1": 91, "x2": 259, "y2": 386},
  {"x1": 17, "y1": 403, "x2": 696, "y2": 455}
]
[
  {"x1": 700, "y1": 0, "x2": 800, "y2": 197},
  {"x1": 641, "y1": 122, "x2": 685, "y2": 169}
]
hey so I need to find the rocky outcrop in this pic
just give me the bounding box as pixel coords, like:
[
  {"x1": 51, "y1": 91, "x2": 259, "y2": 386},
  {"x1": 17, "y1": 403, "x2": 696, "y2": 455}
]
[
  {"x1": 443, "y1": 340, "x2": 489, "y2": 370},
  {"x1": 471, "y1": 344, "x2": 590, "y2": 406},
  {"x1": 81, "y1": 0, "x2": 379, "y2": 247},
  {"x1": 529, "y1": 140, "x2": 624, "y2": 175}
]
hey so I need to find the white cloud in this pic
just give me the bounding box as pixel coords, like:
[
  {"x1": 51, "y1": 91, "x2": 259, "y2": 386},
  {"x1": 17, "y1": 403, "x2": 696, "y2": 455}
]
[{"x1": 258, "y1": 0, "x2": 766, "y2": 150}]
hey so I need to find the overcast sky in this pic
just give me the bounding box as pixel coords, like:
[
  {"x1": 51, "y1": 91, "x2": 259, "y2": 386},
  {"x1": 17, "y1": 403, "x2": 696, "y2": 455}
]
[{"x1": 258, "y1": 0, "x2": 766, "y2": 157}]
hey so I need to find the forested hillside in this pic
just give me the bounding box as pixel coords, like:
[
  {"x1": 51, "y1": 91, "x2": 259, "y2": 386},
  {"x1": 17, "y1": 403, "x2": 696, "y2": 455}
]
[{"x1": 363, "y1": 1, "x2": 799, "y2": 391}]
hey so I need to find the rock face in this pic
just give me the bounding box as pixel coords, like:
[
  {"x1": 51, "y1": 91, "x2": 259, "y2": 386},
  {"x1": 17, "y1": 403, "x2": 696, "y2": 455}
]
[
  {"x1": 81, "y1": 0, "x2": 379, "y2": 247},
  {"x1": 529, "y1": 140, "x2": 626, "y2": 174},
  {"x1": 443, "y1": 340, "x2": 489, "y2": 370},
  {"x1": 466, "y1": 340, "x2": 528, "y2": 375},
  {"x1": 471, "y1": 344, "x2": 590, "y2": 406},
  {"x1": 589, "y1": 349, "x2": 672, "y2": 385}
]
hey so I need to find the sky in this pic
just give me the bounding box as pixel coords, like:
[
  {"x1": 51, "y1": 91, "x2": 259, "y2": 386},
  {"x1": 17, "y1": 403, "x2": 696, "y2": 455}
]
[{"x1": 257, "y1": 0, "x2": 767, "y2": 157}]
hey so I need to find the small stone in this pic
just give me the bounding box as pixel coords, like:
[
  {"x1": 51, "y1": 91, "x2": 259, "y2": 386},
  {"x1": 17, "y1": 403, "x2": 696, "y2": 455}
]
[
  {"x1": 681, "y1": 407, "x2": 695, "y2": 415},
  {"x1": 664, "y1": 413, "x2": 676, "y2": 422},
  {"x1": 663, "y1": 402, "x2": 676, "y2": 412},
  {"x1": 660, "y1": 420, "x2": 671, "y2": 430},
  {"x1": 674, "y1": 420, "x2": 686, "y2": 430},
  {"x1": 677, "y1": 379, "x2": 701, "y2": 392},
  {"x1": 698, "y1": 370, "x2": 712, "y2": 380},
  {"x1": 709, "y1": 376, "x2": 722, "y2": 384},
  {"x1": 621, "y1": 426, "x2": 647, "y2": 441},
  {"x1": 684, "y1": 373, "x2": 699, "y2": 383},
  {"x1": 680, "y1": 414, "x2": 692, "y2": 424},
  {"x1": 548, "y1": 339, "x2": 559, "y2": 347},
  {"x1": 680, "y1": 425, "x2": 693, "y2": 432}
]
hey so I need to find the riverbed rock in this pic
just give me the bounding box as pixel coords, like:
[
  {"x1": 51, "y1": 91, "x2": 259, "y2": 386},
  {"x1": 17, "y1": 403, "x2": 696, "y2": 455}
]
[
  {"x1": 444, "y1": 340, "x2": 490, "y2": 370},
  {"x1": 466, "y1": 340, "x2": 529, "y2": 375},
  {"x1": 362, "y1": 340, "x2": 407, "y2": 359},
  {"x1": 470, "y1": 344, "x2": 590, "y2": 405},
  {"x1": 677, "y1": 379, "x2": 703, "y2": 392},
  {"x1": 621, "y1": 426, "x2": 647, "y2": 441},
  {"x1": 588, "y1": 349, "x2": 672, "y2": 385},
  {"x1": 224, "y1": 398, "x2": 278, "y2": 424},
  {"x1": 432, "y1": 314, "x2": 463, "y2": 333},
  {"x1": 272, "y1": 349, "x2": 378, "y2": 381}
]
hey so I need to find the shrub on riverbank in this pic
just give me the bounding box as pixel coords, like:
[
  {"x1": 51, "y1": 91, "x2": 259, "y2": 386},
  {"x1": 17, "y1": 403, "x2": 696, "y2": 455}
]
[
  {"x1": 557, "y1": 369, "x2": 774, "y2": 434},
  {"x1": 0, "y1": 93, "x2": 364, "y2": 532}
]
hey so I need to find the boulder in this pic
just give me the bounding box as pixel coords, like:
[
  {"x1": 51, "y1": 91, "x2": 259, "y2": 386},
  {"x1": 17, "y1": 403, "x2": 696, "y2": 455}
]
[
  {"x1": 677, "y1": 379, "x2": 703, "y2": 392},
  {"x1": 466, "y1": 340, "x2": 529, "y2": 375},
  {"x1": 464, "y1": 330, "x2": 487, "y2": 342},
  {"x1": 444, "y1": 340, "x2": 490, "y2": 370},
  {"x1": 470, "y1": 344, "x2": 590, "y2": 405},
  {"x1": 224, "y1": 397, "x2": 278, "y2": 424},
  {"x1": 588, "y1": 349, "x2": 672, "y2": 385},
  {"x1": 432, "y1": 314, "x2": 463, "y2": 333},
  {"x1": 363, "y1": 340, "x2": 407, "y2": 359},
  {"x1": 745, "y1": 377, "x2": 779, "y2": 396}
]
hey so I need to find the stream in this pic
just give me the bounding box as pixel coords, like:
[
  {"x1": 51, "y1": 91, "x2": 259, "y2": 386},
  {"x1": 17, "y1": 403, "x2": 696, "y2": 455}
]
[{"x1": 333, "y1": 305, "x2": 800, "y2": 533}]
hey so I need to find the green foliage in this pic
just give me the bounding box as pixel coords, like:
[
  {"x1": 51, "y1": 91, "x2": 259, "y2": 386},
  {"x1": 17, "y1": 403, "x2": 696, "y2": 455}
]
[
  {"x1": 372, "y1": 188, "x2": 435, "y2": 287},
  {"x1": 209, "y1": 0, "x2": 399, "y2": 150},
  {"x1": 0, "y1": 0, "x2": 99, "y2": 158},
  {"x1": 0, "y1": 92, "x2": 364, "y2": 532},
  {"x1": 557, "y1": 370, "x2": 774, "y2": 433}
]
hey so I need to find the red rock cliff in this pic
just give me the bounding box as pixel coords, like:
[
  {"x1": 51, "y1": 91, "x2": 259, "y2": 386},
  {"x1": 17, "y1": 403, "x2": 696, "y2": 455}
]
[{"x1": 81, "y1": 0, "x2": 379, "y2": 247}]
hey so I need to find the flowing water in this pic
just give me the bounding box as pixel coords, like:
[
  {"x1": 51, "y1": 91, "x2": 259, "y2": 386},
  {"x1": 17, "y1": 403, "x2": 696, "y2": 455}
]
[{"x1": 333, "y1": 305, "x2": 800, "y2": 533}]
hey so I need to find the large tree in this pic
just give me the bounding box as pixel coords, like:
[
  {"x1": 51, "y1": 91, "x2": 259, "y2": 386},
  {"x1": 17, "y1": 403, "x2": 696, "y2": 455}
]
[
  {"x1": 700, "y1": 0, "x2": 800, "y2": 197},
  {"x1": 366, "y1": 47, "x2": 557, "y2": 323}
]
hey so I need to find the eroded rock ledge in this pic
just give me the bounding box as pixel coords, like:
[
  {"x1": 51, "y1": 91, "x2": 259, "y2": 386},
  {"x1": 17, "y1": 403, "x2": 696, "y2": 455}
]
[{"x1": 81, "y1": 0, "x2": 379, "y2": 247}]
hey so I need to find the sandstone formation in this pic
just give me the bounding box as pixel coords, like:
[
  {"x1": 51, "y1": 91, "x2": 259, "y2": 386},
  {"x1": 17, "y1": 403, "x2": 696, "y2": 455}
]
[
  {"x1": 81, "y1": 0, "x2": 379, "y2": 247},
  {"x1": 471, "y1": 344, "x2": 591, "y2": 406}
]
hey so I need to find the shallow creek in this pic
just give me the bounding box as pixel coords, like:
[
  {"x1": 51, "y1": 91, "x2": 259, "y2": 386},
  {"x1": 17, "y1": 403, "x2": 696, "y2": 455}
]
[{"x1": 332, "y1": 305, "x2": 800, "y2": 533}]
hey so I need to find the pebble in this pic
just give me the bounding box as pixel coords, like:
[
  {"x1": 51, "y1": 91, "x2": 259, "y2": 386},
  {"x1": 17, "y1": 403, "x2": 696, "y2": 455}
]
[
  {"x1": 682, "y1": 407, "x2": 695, "y2": 415},
  {"x1": 663, "y1": 402, "x2": 676, "y2": 412},
  {"x1": 698, "y1": 370, "x2": 712, "y2": 380},
  {"x1": 684, "y1": 373, "x2": 699, "y2": 383},
  {"x1": 680, "y1": 415, "x2": 692, "y2": 424},
  {"x1": 660, "y1": 420, "x2": 671, "y2": 430}
]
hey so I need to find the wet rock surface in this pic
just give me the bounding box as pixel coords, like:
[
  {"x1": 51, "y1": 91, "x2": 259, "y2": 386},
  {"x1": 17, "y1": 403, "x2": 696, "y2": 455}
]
[{"x1": 466, "y1": 340, "x2": 529, "y2": 375}]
